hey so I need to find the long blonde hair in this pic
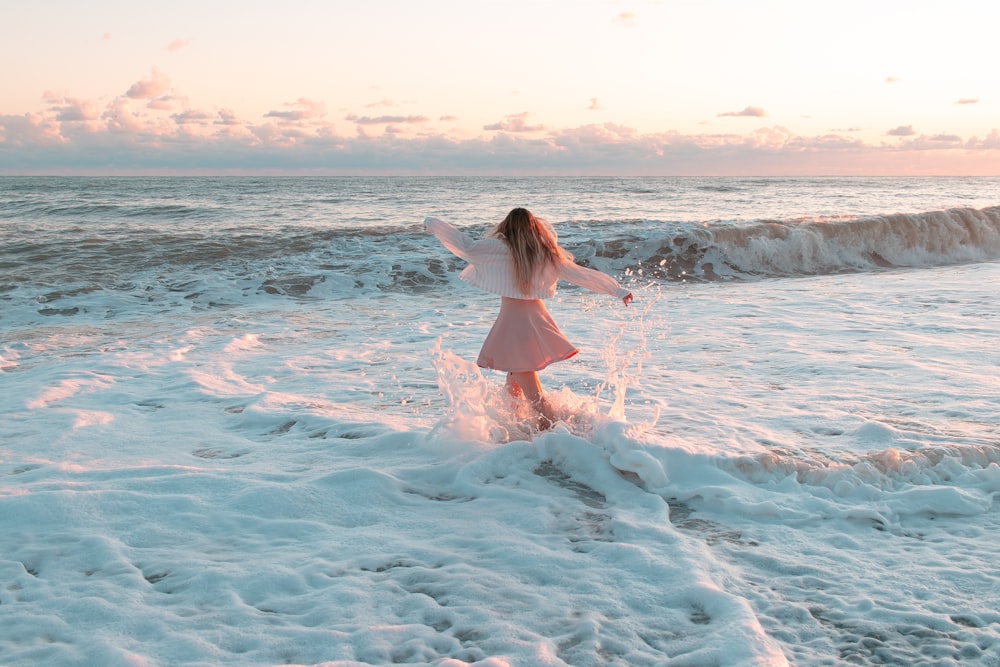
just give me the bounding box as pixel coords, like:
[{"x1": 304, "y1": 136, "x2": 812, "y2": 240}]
[{"x1": 492, "y1": 207, "x2": 567, "y2": 295}]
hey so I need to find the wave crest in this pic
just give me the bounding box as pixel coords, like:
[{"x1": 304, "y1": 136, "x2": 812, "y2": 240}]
[{"x1": 606, "y1": 206, "x2": 1000, "y2": 281}]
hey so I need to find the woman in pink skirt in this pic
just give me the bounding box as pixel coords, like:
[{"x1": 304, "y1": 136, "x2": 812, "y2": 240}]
[{"x1": 425, "y1": 208, "x2": 633, "y2": 428}]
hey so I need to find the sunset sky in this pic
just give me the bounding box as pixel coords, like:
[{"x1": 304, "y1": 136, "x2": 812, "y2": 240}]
[{"x1": 2, "y1": 0, "x2": 998, "y2": 175}]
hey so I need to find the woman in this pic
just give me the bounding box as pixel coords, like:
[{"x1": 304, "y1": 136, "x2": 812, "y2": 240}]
[{"x1": 426, "y1": 207, "x2": 633, "y2": 428}]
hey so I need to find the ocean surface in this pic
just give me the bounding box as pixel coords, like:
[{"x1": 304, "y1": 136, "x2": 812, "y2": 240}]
[{"x1": 1, "y1": 176, "x2": 999, "y2": 666}]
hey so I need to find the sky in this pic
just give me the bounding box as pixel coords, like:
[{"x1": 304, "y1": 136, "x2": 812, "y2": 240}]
[{"x1": 1, "y1": 0, "x2": 998, "y2": 176}]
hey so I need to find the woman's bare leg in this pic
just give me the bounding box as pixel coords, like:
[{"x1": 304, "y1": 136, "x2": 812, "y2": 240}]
[
  {"x1": 505, "y1": 372, "x2": 525, "y2": 399},
  {"x1": 509, "y1": 371, "x2": 556, "y2": 429}
]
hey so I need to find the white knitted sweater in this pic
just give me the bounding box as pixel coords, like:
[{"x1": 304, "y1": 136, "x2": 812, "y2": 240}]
[{"x1": 425, "y1": 216, "x2": 630, "y2": 301}]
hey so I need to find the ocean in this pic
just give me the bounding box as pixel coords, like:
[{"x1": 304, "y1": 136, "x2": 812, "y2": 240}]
[{"x1": 1, "y1": 176, "x2": 999, "y2": 666}]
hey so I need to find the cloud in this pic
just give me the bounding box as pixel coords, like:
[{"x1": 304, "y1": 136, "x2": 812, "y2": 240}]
[
  {"x1": 718, "y1": 106, "x2": 767, "y2": 118},
  {"x1": 365, "y1": 98, "x2": 397, "y2": 108},
  {"x1": 172, "y1": 109, "x2": 215, "y2": 124},
  {"x1": 484, "y1": 112, "x2": 545, "y2": 132},
  {"x1": 3, "y1": 85, "x2": 999, "y2": 176},
  {"x1": 892, "y1": 132, "x2": 971, "y2": 151},
  {"x1": 885, "y1": 76, "x2": 899, "y2": 84},
  {"x1": 956, "y1": 98, "x2": 979, "y2": 105},
  {"x1": 146, "y1": 96, "x2": 179, "y2": 111},
  {"x1": 588, "y1": 98, "x2": 601, "y2": 111},
  {"x1": 100, "y1": 97, "x2": 153, "y2": 134},
  {"x1": 43, "y1": 94, "x2": 100, "y2": 122},
  {"x1": 439, "y1": 115, "x2": 459, "y2": 122},
  {"x1": 0, "y1": 112, "x2": 64, "y2": 147},
  {"x1": 126, "y1": 68, "x2": 171, "y2": 100},
  {"x1": 3, "y1": 119, "x2": 998, "y2": 176},
  {"x1": 349, "y1": 115, "x2": 429, "y2": 125},
  {"x1": 264, "y1": 98, "x2": 326, "y2": 121},
  {"x1": 887, "y1": 125, "x2": 916, "y2": 137},
  {"x1": 167, "y1": 39, "x2": 190, "y2": 53},
  {"x1": 101, "y1": 32, "x2": 112, "y2": 41},
  {"x1": 215, "y1": 109, "x2": 241, "y2": 126},
  {"x1": 966, "y1": 130, "x2": 1000, "y2": 150},
  {"x1": 614, "y1": 12, "x2": 637, "y2": 27}
]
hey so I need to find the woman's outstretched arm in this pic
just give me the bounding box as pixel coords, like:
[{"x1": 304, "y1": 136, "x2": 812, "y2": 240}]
[
  {"x1": 424, "y1": 217, "x2": 477, "y2": 262},
  {"x1": 557, "y1": 260, "x2": 633, "y2": 305}
]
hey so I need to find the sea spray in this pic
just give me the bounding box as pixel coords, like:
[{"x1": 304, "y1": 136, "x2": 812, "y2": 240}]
[
  {"x1": 427, "y1": 284, "x2": 659, "y2": 446},
  {"x1": 426, "y1": 300, "x2": 671, "y2": 490},
  {"x1": 427, "y1": 338, "x2": 600, "y2": 443}
]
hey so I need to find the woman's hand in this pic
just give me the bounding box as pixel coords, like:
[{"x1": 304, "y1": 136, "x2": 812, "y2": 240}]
[{"x1": 623, "y1": 292, "x2": 634, "y2": 307}]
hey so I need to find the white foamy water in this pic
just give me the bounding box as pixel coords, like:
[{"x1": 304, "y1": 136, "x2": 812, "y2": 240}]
[{"x1": 1, "y1": 177, "x2": 999, "y2": 666}]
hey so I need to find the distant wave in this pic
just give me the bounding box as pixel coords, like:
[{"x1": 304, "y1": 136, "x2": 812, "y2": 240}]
[{"x1": 592, "y1": 206, "x2": 1000, "y2": 281}]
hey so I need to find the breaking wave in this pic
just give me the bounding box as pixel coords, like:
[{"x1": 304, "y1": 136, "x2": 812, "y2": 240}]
[{"x1": 592, "y1": 206, "x2": 1000, "y2": 281}]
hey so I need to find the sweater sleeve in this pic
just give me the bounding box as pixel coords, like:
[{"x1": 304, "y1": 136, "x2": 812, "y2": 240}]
[
  {"x1": 557, "y1": 259, "x2": 631, "y2": 299},
  {"x1": 424, "y1": 216, "x2": 476, "y2": 262}
]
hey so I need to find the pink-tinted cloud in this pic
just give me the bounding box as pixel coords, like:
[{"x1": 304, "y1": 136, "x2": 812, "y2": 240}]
[
  {"x1": 885, "y1": 76, "x2": 899, "y2": 84},
  {"x1": 484, "y1": 112, "x2": 545, "y2": 132},
  {"x1": 42, "y1": 93, "x2": 100, "y2": 122},
  {"x1": 98, "y1": 97, "x2": 187, "y2": 139},
  {"x1": 166, "y1": 39, "x2": 190, "y2": 52},
  {"x1": 439, "y1": 115, "x2": 459, "y2": 122},
  {"x1": 956, "y1": 98, "x2": 979, "y2": 105},
  {"x1": 887, "y1": 125, "x2": 916, "y2": 137},
  {"x1": 966, "y1": 130, "x2": 1000, "y2": 149},
  {"x1": 215, "y1": 109, "x2": 241, "y2": 126},
  {"x1": 172, "y1": 109, "x2": 215, "y2": 124},
  {"x1": 349, "y1": 115, "x2": 429, "y2": 125},
  {"x1": 2, "y1": 81, "x2": 999, "y2": 176},
  {"x1": 0, "y1": 112, "x2": 64, "y2": 146},
  {"x1": 588, "y1": 98, "x2": 601, "y2": 111},
  {"x1": 4, "y1": 119, "x2": 998, "y2": 176},
  {"x1": 264, "y1": 98, "x2": 326, "y2": 121},
  {"x1": 785, "y1": 133, "x2": 867, "y2": 151},
  {"x1": 718, "y1": 106, "x2": 767, "y2": 118},
  {"x1": 146, "y1": 96, "x2": 178, "y2": 111},
  {"x1": 126, "y1": 68, "x2": 171, "y2": 100},
  {"x1": 891, "y1": 133, "x2": 969, "y2": 150},
  {"x1": 555, "y1": 123, "x2": 638, "y2": 143}
]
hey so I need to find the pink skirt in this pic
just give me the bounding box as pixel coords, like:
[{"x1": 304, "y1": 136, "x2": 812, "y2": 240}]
[{"x1": 477, "y1": 297, "x2": 579, "y2": 372}]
